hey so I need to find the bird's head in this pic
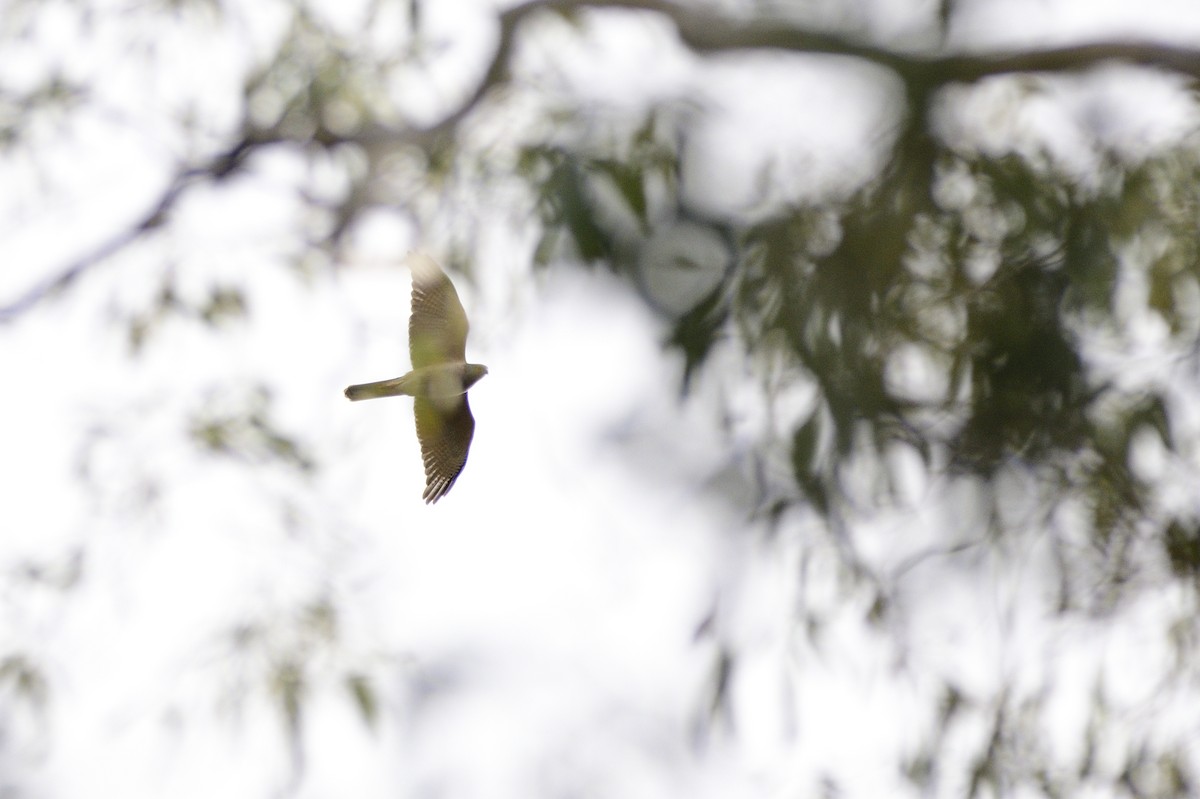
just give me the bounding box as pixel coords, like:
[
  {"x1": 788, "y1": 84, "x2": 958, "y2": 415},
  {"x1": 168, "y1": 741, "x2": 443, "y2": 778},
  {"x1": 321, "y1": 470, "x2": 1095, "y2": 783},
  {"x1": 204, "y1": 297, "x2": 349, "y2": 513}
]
[{"x1": 463, "y1": 363, "x2": 489, "y2": 389}]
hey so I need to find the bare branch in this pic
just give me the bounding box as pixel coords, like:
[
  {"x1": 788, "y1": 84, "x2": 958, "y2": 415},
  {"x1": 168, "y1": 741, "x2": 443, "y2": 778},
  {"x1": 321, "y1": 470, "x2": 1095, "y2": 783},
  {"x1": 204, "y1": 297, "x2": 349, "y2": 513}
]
[
  {"x1": 525, "y1": 0, "x2": 1200, "y2": 82},
  {"x1": 6, "y1": 0, "x2": 1200, "y2": 323},
  {"x1": 0, "y1": 133, "x2": 268, "y2": 324}
]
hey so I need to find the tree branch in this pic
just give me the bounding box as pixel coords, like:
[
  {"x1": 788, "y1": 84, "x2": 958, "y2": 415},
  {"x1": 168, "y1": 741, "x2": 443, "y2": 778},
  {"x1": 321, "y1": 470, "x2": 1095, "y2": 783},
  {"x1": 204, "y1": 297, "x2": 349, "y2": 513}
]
[
  {"x1": 0, "y1": 133, "x2": 266, "y2": 324},
  {"x1": 5, "y1": 0, "x2": 1198, "y2": 323},
  {"x1": 512, "y1": 0, "x2": 1200, "y2": 84}
]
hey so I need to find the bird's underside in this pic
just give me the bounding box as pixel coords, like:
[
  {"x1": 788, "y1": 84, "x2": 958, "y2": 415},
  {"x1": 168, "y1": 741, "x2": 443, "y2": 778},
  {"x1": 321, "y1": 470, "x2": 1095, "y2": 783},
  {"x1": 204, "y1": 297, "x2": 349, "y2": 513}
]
[
  {"x1": 343, "y1": 253, "x2": 488, "y2": 504},
  {"x1": 344, "y1": 363, "x2": 480, "y2": 401}
]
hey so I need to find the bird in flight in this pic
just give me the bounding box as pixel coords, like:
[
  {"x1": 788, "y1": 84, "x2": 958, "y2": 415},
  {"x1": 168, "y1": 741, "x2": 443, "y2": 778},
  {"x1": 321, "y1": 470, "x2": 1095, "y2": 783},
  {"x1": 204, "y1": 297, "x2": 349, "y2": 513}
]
[{"x1": 345, "y1": 253, "x2": 488, "y2": 503}]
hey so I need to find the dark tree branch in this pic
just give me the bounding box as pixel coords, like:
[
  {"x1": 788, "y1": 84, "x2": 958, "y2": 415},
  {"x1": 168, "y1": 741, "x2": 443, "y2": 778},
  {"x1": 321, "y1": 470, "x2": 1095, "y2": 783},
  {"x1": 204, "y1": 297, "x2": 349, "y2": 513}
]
[
  {"x1": 5, "y1": 0, "x2": 1199, "y2": 323},
  {"x1": 512, "y1": 0, "x2": 1200, "y2": 83},
  {"x1": 0, "y1": 132, "x2": 271, "y2": 324}
]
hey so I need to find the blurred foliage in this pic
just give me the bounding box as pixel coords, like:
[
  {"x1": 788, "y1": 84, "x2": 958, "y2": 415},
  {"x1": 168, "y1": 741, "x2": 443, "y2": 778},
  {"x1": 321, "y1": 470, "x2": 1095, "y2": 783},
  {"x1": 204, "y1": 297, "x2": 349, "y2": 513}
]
[
  {"x1": 189, "y1": 384, "x2": 315, "y2": 473},
  {"x1": 0, "y1": 74, "x2": 86, "y2": 151},
  {"x1": 128, "y1": 277, "x2": 247, "y2": 354},
  {"x1": 514, "y1": 32, "x2": 1200, "y2": 795},
  {"x1": 221, "y1": 594, "x2": 385, "y2": 767},
  {"x1": 0, "y1": 654, "x2": 47, "y2": 710},
  {"x1": 523, "y1": 115, "x2": 681, "y2": 268},
  {"x1": 527, "y1": 101, "x2": 1200, "y2": 584},
  {"x1": 6, "y1": 0, "x2": 1200, "y2": 795}
]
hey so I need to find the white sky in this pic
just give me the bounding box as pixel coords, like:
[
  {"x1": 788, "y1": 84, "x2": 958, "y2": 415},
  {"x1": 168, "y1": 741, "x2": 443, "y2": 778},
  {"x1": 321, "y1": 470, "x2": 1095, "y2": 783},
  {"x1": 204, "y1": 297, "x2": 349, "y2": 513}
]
[{"x1": 3, "y1": 1, "x2": 1200, "y2": 797}]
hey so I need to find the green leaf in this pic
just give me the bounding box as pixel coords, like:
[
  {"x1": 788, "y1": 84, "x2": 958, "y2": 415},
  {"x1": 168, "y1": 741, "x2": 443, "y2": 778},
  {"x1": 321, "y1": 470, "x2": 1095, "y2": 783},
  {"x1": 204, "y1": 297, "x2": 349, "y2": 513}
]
[
  {"x1": 346, "y1": 673, "x2": 378, "y2": 731},
  {"x1": 666, "y1": 282, "x2": 727, "y2": 393},
  {"x1": 595, "y1": 159, "x2": 648, "y2": 228},
  {"x1": 791, "y1": 412, "x2": 820, "y2": 479},
  {"x1": 1164, "y1": 520, "x2": 1200, "y2": 578}
]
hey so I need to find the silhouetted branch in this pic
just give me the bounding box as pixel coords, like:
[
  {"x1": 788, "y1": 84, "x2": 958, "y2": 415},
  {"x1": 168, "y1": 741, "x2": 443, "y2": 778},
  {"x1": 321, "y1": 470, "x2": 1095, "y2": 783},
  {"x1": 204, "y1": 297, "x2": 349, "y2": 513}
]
[
  {"x1": 5, "y1": 0, "x2": 1199, "y2": 322},
  {"x1": 515, "y1": 0, "x2": 1200, "y2": 84},
  {"x1": 0, "y1": 133, "x2": 268, "y2": 324}
]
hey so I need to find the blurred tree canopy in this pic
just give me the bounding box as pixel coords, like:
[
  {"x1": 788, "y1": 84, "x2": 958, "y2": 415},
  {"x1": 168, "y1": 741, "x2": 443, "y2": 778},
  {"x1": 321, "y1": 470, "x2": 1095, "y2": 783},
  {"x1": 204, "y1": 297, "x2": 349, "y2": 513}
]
[{"x1": 4, "y1": 0, "x2": 1200, "y2": 796}]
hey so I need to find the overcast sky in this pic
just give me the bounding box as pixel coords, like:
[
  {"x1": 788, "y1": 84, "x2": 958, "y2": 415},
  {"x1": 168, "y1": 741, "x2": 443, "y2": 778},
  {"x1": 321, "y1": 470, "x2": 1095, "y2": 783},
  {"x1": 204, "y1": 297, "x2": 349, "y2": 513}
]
[{"x1": 4, "y1": 1, "x2": 1200, "y2": 797}]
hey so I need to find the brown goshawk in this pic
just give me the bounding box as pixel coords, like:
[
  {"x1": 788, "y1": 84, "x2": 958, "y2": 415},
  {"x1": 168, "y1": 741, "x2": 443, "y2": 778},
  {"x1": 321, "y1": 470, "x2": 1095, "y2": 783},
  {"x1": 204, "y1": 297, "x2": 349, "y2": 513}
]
[{"x1": 345, "y1": 253, "x2": 488, "y2": 503}]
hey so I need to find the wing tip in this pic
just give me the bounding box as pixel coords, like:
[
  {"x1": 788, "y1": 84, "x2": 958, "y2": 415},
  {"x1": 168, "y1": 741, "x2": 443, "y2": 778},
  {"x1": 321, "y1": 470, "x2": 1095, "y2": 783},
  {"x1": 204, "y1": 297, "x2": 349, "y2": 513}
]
[
  {"x1": 405, "y1": 251, "x2": 444, "y2": 285},
  {"x1": 422, "y1": 479, "x2": 449, "y2": 504},
  {"x1": 422, "y1": 474, "x2": 461, "y2": 504}
]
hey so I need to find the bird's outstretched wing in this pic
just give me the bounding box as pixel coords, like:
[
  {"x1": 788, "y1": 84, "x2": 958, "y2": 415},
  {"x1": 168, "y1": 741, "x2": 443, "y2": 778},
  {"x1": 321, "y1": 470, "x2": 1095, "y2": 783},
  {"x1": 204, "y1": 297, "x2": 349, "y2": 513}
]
[
  {"x1": 408, "y1": 253, "x2": 469, "y2": 369},
  {"x1": 414, "y1": 395, "x2": 476, "y2": 503}
]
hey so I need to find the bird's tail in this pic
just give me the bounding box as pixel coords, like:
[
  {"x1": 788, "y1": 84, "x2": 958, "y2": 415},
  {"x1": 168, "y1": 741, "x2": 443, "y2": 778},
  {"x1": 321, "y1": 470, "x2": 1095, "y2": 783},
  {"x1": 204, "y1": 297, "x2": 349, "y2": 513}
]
[{"x1": 344, "y1": 374, "x2": 415, "y2": 401}]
